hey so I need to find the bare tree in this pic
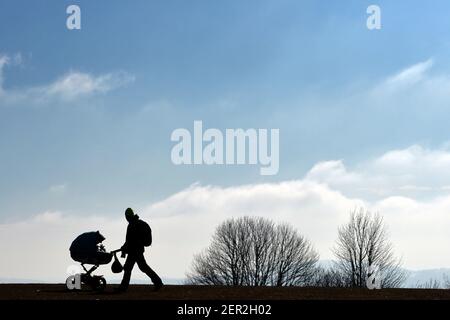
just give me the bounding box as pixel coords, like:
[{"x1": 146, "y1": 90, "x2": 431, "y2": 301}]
[
  {"x1": 333, "y1": 208, "x2": 406, "y2": 288},
  {"x1": 187, "y1": 216, "x2": 319, "y2": 286},
  {"x1": 309, "y1": 266, "x2": 349, "y2": 288},
  {"x1": 415, "y1": 279, "x2": 442, "y2": 289},
  {"x1": 444, "y1": 275, "x2": 450, "y2": 289}
]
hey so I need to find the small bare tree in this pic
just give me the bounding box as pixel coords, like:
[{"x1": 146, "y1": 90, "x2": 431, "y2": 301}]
[
  {"x1": 309, "y1": 266, "x2": 349, "y2": 288},
  {"x1": 187, "y1": 216, "x2": 319, "y2": 286},
  {"x1": 444, "y1": 275, "x2": 450, "y2": 289},
  {"x1": 333, "y1": 208, "x2": 406, "y2": 288},
  {"x1": 415, "y1": 279, "x2": 442, "y2": 289}
]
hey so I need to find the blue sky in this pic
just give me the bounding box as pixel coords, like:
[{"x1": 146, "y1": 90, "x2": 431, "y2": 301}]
[{"x1": 3, "y1": 1, "x2": 450, "y2": 279}]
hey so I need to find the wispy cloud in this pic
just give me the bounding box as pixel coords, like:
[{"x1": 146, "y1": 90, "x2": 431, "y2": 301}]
[
  {"x1": 38, "y1": 71, "x2": 135, "y2": 101},
  {"x1": 360, "y1": 57, "x2": 450, "y2": 114},
  {"x1": 384, "y1": 59, "x2": 434, "y2": 89},
  {"x1": 49, "y1": 184, "x2": 67, "y2": 194},
  {"x1": 0, "y1": 53, "x2": 25, "y2": 95},
  {"x1": 0, "y1": 54, "x2": 11, "y2": 96},
  {"x1": 0, "y1": 53, "x2": 135, "y2": 104}
]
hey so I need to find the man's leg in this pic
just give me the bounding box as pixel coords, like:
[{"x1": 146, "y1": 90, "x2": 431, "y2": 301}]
[
  {"x1": 119, "y1": 254, "x2": 137, "y2": 290},
  {"x1": 136, "y1": 253, "x2": 163, "y2": 288}
]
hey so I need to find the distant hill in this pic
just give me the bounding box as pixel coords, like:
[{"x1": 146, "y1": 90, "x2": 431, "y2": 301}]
[{"x1": 404, "y1": 268, "x2": 450, "y2": 288}]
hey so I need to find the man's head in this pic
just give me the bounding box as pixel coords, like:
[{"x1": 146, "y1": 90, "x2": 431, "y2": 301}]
[{"x1": 125, "y1": 208, "x2": 136, "y2": 222}]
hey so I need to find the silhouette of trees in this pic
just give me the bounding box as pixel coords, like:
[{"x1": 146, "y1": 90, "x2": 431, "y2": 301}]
[
  {"x1": 415, "y1": 279, "x2": 442, "y2": 289},
  {"x1": 333, "y1": 208, "x2": 406, "y2": 288},
  {"x1": 309, "y1": 266, "x2": 349, "y2": 287},
  {"x1": 187, "y1": 216, "x2": 319, "y2": 286},
  {"x1": 444, "y1": 275, "x2": 450, "y2": 289},
  {"x1": 187, "y1": 210, "x2": 408, "y2": 288}
]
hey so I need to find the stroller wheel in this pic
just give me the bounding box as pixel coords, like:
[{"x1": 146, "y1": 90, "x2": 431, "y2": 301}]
[{"x1": 92, "y1": 276, "x2": 107, "y2": 292}]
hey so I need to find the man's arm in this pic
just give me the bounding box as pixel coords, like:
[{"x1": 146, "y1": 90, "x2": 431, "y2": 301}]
[{"x1": 120, "y1": 225, "x2": 131, "y2": 257}]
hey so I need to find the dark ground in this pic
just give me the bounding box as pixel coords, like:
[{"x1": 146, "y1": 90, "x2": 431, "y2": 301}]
[{"x1": 1, "y1": 284, "x2": 450, "y2": 300}]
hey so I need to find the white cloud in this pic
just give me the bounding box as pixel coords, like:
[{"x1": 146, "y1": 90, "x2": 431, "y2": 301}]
[
  {"x1": 0, "y1": 53, "x2": 26, "y2": 97},
  {"x1": 306, "y1": 144, "x2": 450, "y2": 200},
  {"x1": 0, "y1": 54, "x2": 10, "y2": 96},
  {"x1": 49, "y1": 184, "x2": 67, "y2": 194},
  {"x1": 373, "y1": 195, "x2": 450, "y2": 268},
  {"x1": 4, "y1": 145, "x2": 450, "y2": 282},
  {"x1": 384, "y1": 59, "x2": 433, "y2": 90},
  {"x1": 306, "y1": 160, "x2": 361, "y2": 187},
  {"x1": 0, "y1": 53, "x2": 134, "y2": 104},
  {"x1": 38, "y1": 71, "x2": 134, "y2": 101},
  {"x1": 370, "y1": 58, "x2": 450, "y2": 111}
]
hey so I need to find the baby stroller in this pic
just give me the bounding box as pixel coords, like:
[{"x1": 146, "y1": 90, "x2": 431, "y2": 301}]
[{"x1": 69, "y1": 231, "x2": 121, "y2": 291}]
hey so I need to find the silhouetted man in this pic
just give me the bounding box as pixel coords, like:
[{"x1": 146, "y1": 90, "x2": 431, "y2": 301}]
[{"x1": 116, "y1": 208, "x2": 163, "y2": 292}]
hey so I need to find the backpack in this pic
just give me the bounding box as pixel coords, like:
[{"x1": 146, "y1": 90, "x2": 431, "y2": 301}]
[{"x1": 139, "y1": 220, "x2": 152, "y2": 247}]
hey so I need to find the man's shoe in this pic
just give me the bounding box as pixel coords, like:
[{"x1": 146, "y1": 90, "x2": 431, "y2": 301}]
[{"x1": 153, "y1": 282, "x2": 163, "y2": 292}]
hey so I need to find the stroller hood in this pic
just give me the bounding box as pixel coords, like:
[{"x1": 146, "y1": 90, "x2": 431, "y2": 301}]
[
  {"x1": 70, "y1": 231, "x2": 106, "y2": 253},
  {"x1": 70, "y1": 231, "x2": 112, "y2": 265}
]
